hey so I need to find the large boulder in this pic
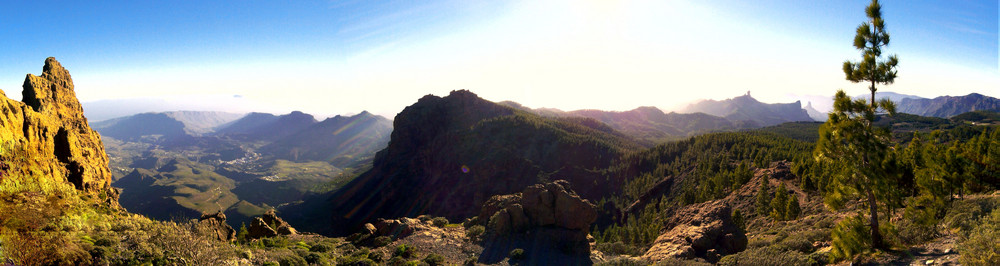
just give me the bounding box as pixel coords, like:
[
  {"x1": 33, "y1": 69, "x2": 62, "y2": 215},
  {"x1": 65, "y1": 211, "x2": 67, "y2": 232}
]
[
  {"x1": 642, "y1": 200, "x2": 747, "y2": 263},
  {"x1": 248, "y1": 210, "x2": 297, "y2": 238},
  {"x1": 480, "y1": 180, "x2": 597, "y2": 256},
  {"x1": 197, "y1": 211, "x2": 236, "y2": 241},
  {"x1": 0, "y1": 58, "x2": 118, "y2": 205}
]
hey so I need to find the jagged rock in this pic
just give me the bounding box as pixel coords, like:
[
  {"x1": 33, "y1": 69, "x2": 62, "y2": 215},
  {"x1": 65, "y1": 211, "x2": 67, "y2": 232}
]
[
  {"x1": 362, "y1": 223, "x2": 377, "y2": 235},
  {"x1": 0, "y1": 58, "x2": 118, "y2": 206},
  {"x1": 373, "y1": 217, "x2": 425, "y2": 239},
  {"x1": 197, "y1": 211, "x2": 236, "y2": 241},
  {"x1": 248, "y1": 217, "x2": 278, "y2": 238},
  {"x1": 480, "y1": 180, "x2": 597, "y2": 256},
  {"x1": 261, "y1": 210, "x2": 297, "y2": 235},
  {"x1": 768, "y1": 160, "x2": 794, "y2": 180},
  {"x1": 247, "y1": 210, "x2": 296, "y2": 238},
  {"x1": 642, "y1": 200, "x2": 747, "y2": 263}
]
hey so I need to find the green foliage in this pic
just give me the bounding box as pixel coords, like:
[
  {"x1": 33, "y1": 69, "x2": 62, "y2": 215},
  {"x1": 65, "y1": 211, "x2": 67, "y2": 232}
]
[
  {"x1": 431, "y1": 217, "x2": 448, "y2": 228},
  {"x1": 770, "y1": 183, "x2": 790, "y2": 220},
  {"x1": 422, "y1": 253, "x2": 445, "y2": 266},
  {"x1": 958, "y1": 208, "x2": 1000, "y2": 265},
  {"x1": 732, "y1": 209, "x2": 746, "y2": 232},
  {"x1": 595, "y1": 256, "x2": 649, "y2": 266},
  {"x1": 465, "y1": 225, "x2": 485, "y2": 241},
  {"x1": 594, "y1": 241, "x2": 644, "y2": 256},
  {"x1": 508, "y1": 248, "x2": 525, "y2": 260},
  {"x1": 830, "y1": 215, "x2": 871, "y2": 261},
  {"x1": 394, "y1": 244, "x2": 417, "y2": 259},
  {"x1": 843, "y1": 0, "x2": 899, "y2": 97},
  {"x1": 371, "y1": 236, "x2": 392, "y2": 248},
  {"x1": 718, "y1": 246, "x2": 818, "y2": 266},
  {"x1": 756, "y1": 180, "x2": 771, "y2": 216}
]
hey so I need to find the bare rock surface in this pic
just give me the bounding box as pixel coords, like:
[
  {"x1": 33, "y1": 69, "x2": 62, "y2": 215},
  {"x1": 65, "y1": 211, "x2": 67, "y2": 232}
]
[
  {"x1": 642, "y1": 200, "x2": 747, "y2": 263},
  {"x1": 197, "y1": 211, "x2": 236, "y2": 241},
  {"x1": 0, "y1": 57, "x2": 117, "y2": 204}
]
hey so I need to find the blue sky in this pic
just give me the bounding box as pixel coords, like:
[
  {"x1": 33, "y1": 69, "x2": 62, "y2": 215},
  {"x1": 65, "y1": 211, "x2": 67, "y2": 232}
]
[{"x1": 1, "y1": 0, "x2": 996, "y2": 118}]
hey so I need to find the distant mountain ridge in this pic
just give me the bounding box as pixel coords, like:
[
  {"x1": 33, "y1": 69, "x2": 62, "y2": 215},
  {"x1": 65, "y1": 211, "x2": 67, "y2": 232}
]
[
  {"x1": 896, "y1": 93, "x2": 1000, "y2": 118},
  {"x1": 679, "y1": 92, "x2": 813, "y2": 127},
  {"x1": 260, "y1": 111, "x2": 393, "y2": 167}
]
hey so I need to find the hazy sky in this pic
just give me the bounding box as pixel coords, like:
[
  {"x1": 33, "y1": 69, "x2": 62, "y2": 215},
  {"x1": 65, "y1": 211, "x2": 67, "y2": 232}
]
[{"x1": 1, "y1": 0, "x2": 997, "y2": 119}]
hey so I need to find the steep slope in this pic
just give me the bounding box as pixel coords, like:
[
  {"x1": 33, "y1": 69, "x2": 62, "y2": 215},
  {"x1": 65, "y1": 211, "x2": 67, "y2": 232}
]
[
  {"x1": 260, "y1": 111, "x2": 392, "y2": 167},
  {"x1": 803, "y1": 102, "x2": 827, "y2": 121},
  {"x1": 570, "y1": 107, "x2": 744, "y2": 144},
  {"x1": 0, "y1": 57, "x2": 115, "y2": 194},
  {"x1": 680, "y1": 92, "x2": 813, "y2": 127},
  {"x1": 285, "y1": 90, "x2": 641, "y2": 236},
  {"x1": 897, "y1": 93, "x2": 1000, "y2": 118},
  {"x1": 214, "y1": 111, "x2": 317, "y2": 141},
  {"x1": 114, "y1": 158, "x2": 243, "y2": 222}
]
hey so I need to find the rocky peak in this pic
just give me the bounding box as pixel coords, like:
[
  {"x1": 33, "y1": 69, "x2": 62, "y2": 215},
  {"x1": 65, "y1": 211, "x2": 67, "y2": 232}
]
[{"x1": 0, "y1": 57, "x2": 114, "y2": 196}]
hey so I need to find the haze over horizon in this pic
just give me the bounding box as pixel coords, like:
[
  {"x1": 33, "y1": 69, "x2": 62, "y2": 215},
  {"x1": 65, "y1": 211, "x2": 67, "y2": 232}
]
[{"x1": 1, "y1": 0, "x2": 997, "y2": 118}]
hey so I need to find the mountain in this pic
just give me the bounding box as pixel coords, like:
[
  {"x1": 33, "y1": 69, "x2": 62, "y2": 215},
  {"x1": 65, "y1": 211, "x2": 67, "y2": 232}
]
[
  {"x1": 566, "y1": 107, "x2": 744, "y2": 144},
  {"x1": 803, "y1": 102, "x2": 826, "y2": 121},
  {"x1": 897, "y1": 93, "x2": 1000, "y2": 118},
  {"x1": 855, "y1": 91, "x2": 926, "y2": 103},
  {"x1": 214, "y1": 111, "x2": 317, "y2": 141},
  {"x1": 0, "y1": 57, "x2": 116, "y2": 195},
  {"x1": 284, "y1": 90, "x2": 642, "y2": 236},
  {"x1": 680, "y1": 92, "x2": 813, "y2": 127},
  {"x1": 91, "y1": 113, "x2": 189, "y2": 141},
  {"x1": 260, "y1": 111, "x2": 392, "y2": 167},
  {"x1": 163, "y1": 111, "x2": 245, "y2": 135}
]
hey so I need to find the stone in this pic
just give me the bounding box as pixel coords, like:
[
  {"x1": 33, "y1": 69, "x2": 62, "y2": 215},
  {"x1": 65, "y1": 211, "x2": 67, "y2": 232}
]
[
  {"x1": 521, "y1": 184, "x2": 555, "y2": 226},
  {"x1": 248, "y1": 217, "x2": 278, "y2": 238},
  {"x1": 362, "y1": 223, "x2": 377, "y2": 235},
  {"x1": 197, "y1": 211, "x2": 236, "y2": 241},
  {"x1": 0, "y1": 58, "x2": 116, "y2": 203},
  {"x1": 642, "y1": 200, "x2": 747, "y2": 263}
]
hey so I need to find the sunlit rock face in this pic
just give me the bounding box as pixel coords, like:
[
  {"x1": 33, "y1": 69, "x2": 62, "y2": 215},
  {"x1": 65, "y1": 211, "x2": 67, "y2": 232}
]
[{"x1": 0, "y1": 57, "x2": 115, "y2": 197}]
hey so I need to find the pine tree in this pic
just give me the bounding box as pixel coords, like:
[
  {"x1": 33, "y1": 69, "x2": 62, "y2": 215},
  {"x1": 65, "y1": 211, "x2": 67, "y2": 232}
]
[
  {"x1": 819, "y1": 0, "x2": 900, "y2": 250},
  {"x1": 771, "y1": 183, "x2": 789, "y2": 220},
  {"x1": 786, "y1": 195, "x2": 801, "y2": 220},
  {"x1": 756, "y1": 179, "x2": 771, "y2": 216}
]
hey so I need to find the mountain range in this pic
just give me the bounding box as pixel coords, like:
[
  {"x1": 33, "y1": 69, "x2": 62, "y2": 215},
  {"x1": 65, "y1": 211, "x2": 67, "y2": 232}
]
[{"x1": 679, "y1": 92, "x2": 814, "y2": 127}]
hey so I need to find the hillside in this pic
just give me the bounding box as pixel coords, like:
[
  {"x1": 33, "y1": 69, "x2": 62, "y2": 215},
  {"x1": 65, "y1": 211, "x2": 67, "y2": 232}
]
[
  {"x1": 680, "y1": 92, "x2": 814, "y2": 126},
  {"x1": 284, "y1": 90, "x2": 643, "y2": 236},
  {"x1": 163, "y1": 111, "x2": 245, "y2": 135},
  {"x1": 260, "y1": 111, "x2": 392, "y2": 167},
  {"x1": 897, "y1": 93, "x2": 1000, "y2": 118},
  {"x1": 91, "y1": 113, "x2": 189, "y2": 141},
  {"x1": 214, "y1": 111, "x2": 317, "y2": 141}
]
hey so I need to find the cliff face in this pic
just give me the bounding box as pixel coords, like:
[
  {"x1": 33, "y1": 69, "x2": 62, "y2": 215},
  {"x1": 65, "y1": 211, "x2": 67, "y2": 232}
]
[{"x1": 0, "y1": 57, "x2": 113, "y2": 194}]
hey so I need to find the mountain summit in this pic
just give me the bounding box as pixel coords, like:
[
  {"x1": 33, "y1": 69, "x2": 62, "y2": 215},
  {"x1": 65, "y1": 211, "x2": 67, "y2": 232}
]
[{"x1": 680, "y1": 92, "x2": 813, "y2": 126}]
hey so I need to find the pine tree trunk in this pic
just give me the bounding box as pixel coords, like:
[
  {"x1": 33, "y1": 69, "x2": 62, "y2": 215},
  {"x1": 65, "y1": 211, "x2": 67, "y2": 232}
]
[{"x1": 867, "y1": 189, "x2": 883, "y2": 249}]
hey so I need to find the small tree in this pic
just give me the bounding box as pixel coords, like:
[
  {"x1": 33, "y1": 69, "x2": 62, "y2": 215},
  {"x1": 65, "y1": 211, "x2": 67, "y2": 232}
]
[
  {"x1": 771, "y1": 183, "x2": 790, "y2": 220},
  {"x1": 786, "y1": 195, "x2": 801, "y2": 220},
  {"x1": 756, "y1": 179, "x2": 771, "y2": 216},
  {"x1": 820, "y1": 0, "x2": 900, "y2": 250}
]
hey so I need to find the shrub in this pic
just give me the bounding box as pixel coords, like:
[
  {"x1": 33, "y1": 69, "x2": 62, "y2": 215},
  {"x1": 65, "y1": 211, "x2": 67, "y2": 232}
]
[
  {"x1": 371, "y1": 236, "x2": 392, "y2": 248},
  {"x1": 386, "y1": 256, "x2": 409, "y2": 266},
  {"x1": 432, "y1": 217, "x2": 449, "y2": 228},
  {"x1": 829, "y1": 215, "x2": 871, "y2": 261},
  {"x1": 595, "y1": 257, "x2": 648, "y2": 266},
  {"x1": 394, "y1": 244, "x2": 416, "y2": 259},
  {"x1": 466, "y1": 225, "x2": 485, "y2": 241},
  {"x1": 462, "y1": 256, "x2": 478, "y2": 266},
  {"x1": 717, "y1": 246, "x2": 814, "y2": 266},
  {"x1": 594, "y1": 241, "x2": 643, "y2": 256},
  {"x1": 310, "y1": 242, "x2": 334, "y2": 253},
  {"x1": 732, "y1": 209, "x2": 745, "y2": 232},
  {"x1": 422, "y1": 253, "x2": 445, "y2": 266},
  {"x1": 303, "y1": 252, "x2": 326, "y2": 265},
  {"x1": 958, "y1": 208, "x2": 1000, "y2": 265},
  {"x1": 278, "y1": 253, "x2": 308, "y2": 266},
  {"x1": 508, "y1": 248, "x2": 525, "y2": 260}
]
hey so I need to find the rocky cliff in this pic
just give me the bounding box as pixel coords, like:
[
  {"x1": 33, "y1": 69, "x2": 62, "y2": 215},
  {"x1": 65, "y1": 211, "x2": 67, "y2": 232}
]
[{"x1": 0, "y1": 57, "x2": 115, "y2": 196}]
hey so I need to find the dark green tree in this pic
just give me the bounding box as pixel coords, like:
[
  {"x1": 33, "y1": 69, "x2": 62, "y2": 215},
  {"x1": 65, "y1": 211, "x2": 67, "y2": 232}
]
[
  {"x1": 756, "y1": 179, "x2": 771, "y2": 216},
  {"x1": 843, "y1": 0, "x2": 899, "y2": 107},
  {"x1": 819, "y1": 0, "x2": 901, "y2": 250},
  {"x1": 770, "y1": 183, "x2": 790, "y2": 220}
]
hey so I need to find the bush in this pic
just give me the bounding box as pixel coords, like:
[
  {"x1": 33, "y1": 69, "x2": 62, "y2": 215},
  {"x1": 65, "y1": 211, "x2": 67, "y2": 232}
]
[
  {"x1": 463, "y1": 256, "x2": 478, "y2": 266},
  {"x1": 310, "y1": 242, "x2": 334, "y2": 253},
  {"x1": 303, "y1": 252, "x2": 326, "y2": 265},
  {"x1": 958, "y1": 208, "x2": 1000, "y2": 265},
  {"x1": 466, "y1": 225, "x2": 485, "y2": 241},
  {"x1": 371, "y1": 236, "x2": 392, "y2": 248},
  {"x1": 717, "y1": 246, "x2": 814, "y2": 266},
  {"x1": 277, "y1": 253, "x2": 308, "y2": 266},
  {"x1": 508, "y1": 248, "x2": 525, "y2": 260},
  {"x1": 829, "y1": 215, "x2": 871, "y2": 261},
  {"x1": 594, "y1": 241, "x2": 643, "y2": 256},
  {"x1": 596, "y1": 257, "x2": 648, "y2": 266},
  {"x1": 422, "y1": 253, "x2": 445, "y2": 266},
  {"x1": 432, "y1": 217, "x2": 449, "y2": 228},
  {"x1": 394, "y1": 244, "x2": 416, "y2": 259}
]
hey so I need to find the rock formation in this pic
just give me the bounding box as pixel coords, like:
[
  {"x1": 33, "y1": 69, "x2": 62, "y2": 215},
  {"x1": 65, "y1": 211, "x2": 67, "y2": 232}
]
[
  {"x1": 0, "y1": 57, "x2": 116, "y2": 201},
  {"x1": 480, "y1": 180, "x2": 597, "y2": 255},
  {"x1": 247, "y1": 210, "x2": 297, "y2": 238},
  {"x1": 642, "y1": 200, "x2": 747, "y2": 263},
  {"x1": 197, "y1": 211, "x2": 236, "y2": 242}
]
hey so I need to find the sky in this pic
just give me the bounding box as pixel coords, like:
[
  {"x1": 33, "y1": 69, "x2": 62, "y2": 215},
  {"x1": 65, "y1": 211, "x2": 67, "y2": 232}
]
[{"x1": 1, "y1": 0, "x2": 997, "y2": 119}]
